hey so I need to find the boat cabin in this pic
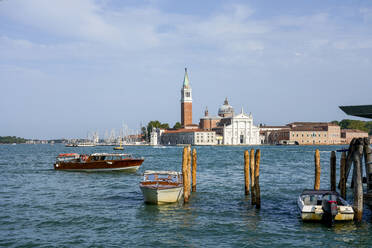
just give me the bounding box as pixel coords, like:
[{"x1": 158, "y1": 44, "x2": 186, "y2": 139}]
[
  {"x1": 141, "y1": 170, "x2": 183, "y2": 188},
  {"x1": 300, "y1": 190, "x2": 346, "y2": 206},
  {"x1": 88, "y1": 153, "x2": 132, "y2": 162},
  {"x1": 56, "y1": 153, "x2": 134, "y2": 163},
  {"x1": 56, "y1": 153, "x2": 80, "y2": 162},
  {"x1": 143, "y1": 171, "x2": 181, "y2": 183}
]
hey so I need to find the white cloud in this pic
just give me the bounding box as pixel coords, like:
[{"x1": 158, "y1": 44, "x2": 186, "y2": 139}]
[
  {"x1": 0, "y1": 0, "x2": 121, "y2": 43},
  {"x1": 1, "y1": 1, "x2": 372, "y2": 138},
  {"x1": 1, "y1": 1, "x2": 371, "y2": 66},
  {"x1": 360, "y1": 8, "x2": 372, "y2": 22}
]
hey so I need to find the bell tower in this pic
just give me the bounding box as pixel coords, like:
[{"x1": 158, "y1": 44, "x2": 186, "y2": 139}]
[{"x1": 181, "y1": 68, "x2": 192, "y2": 127}]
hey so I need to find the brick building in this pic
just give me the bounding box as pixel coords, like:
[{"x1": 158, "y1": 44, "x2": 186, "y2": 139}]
[
  {"x1": 268, "y1": 122, "x2": 341, "y2": 145},
  {"x1": 341, "y1": 129, "x2": 369, "y2": 144},
  {"x1": 161, "y1": 129, "x2": 216, "y2": 145},
  {"x1": 259, "y1": 125, "x2": 289, "y2": 144}
]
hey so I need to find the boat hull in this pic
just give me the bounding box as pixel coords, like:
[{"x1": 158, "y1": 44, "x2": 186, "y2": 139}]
[
  {"x1": 297, "y1": 190, "x2": 354, "y2": 222},
  {"x1": 54, "y1": 159, "x2": 143, "y2": 172},
  {"x1": 140, "y1": 185, "x2": 183, "y2": 204},
  {"x1": 300, "y1": 212, "x2": 354, "y2": 221}
]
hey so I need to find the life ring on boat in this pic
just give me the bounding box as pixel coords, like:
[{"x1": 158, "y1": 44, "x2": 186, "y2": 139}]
[{"x1": 81, "y1": 155, "x2": 88, "y2": 161}]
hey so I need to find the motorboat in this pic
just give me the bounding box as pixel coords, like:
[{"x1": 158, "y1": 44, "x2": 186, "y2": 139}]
[
  {"x1": 297, "y1": 189, "x2": 354, "y2": 224},
  {"x1": 65, "y1": 143, "x2": 78, "y2": 147},
  {"x1": 54, "y1": 153, "x2": 144, "y2": 172},
  {"x1": 65, "y1": 142, "x2": 96, "y2": 147},
  {"x1": 114, "y1": 141, "x2": 124, "y2": 150},
  {"x1": 140, "y1": 170, "x2": 183, "y2": 204}
]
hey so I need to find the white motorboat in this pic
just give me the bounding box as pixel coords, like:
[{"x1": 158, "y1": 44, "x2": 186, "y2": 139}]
[
  {"x1": 297, "y1": 189, "x2": 354, "y2": 223},
  {"x1": 140, "y1": 170, "x2": 183, "y2": 204}
]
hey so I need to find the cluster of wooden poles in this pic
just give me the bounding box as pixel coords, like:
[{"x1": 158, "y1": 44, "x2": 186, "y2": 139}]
[
  {"x1": 244, "y1": 149, "x2": 261, "y2": 209},
  {"x1": 181, "y1": 146, "x2": 262, "y2": 208},
  {"x1": 313, "y1": 137, "x2": 371, "y2": 222},
  {"x1": 182, "y1": 146, "x2": 197, "y2": 203}
]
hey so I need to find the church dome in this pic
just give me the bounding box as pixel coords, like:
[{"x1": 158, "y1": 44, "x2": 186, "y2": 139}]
[{"x1": 218, "y1": 98, "x2": 234, "y2": 117}]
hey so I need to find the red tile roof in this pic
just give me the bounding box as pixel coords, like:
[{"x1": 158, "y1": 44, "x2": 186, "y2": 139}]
[{"x1": 341, "y1": 129, "x2": 368, "y2": 133}]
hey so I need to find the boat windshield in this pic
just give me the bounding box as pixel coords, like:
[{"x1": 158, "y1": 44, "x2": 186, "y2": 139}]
[
  {"x1": 57, "y1": 156, "x2": 78, "y2": 162},
  {"x1": 144, "y1": 174, "x2": 180, "y2": 182},
  {"x1": 103, "y1": 156, "x2": 126, "y2": 160},
  {"x1": 90, "y1": 155, "x2": 127, "y2": 161}
]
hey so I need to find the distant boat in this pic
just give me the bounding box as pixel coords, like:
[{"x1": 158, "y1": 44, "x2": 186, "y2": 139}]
[
  {"x1": 140, "y1": 170, "x2": 183, "y2": 204},
  {"x1": 336, "y1": 147, "x2": 348, "y2": 152},
  {"x1": 65, "y1": 144, "x2": 78, "y2": 147},
  {"x1": 113, "y1": 141, "x2": 124, "y2": 150},
  {"x1": 76, "y1": 143, "x2": 95, "y2": 147},
  {"x1": 12, "y1": 143, "x2": 16, "y2": 145},
  {"x1": 297, "y1": 189, "x2": 354, "y2": 224},
  {"x1": 65, "y1": 143, "x2": 95, "y2": 147},
  {"x1": 276, "y1": 140, "x2": 299, "y2": 146},
  {"x1": 54, "y1": 153, "x2": 144, "y2": 172}
]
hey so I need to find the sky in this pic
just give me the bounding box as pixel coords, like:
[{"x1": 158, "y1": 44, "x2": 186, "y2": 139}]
[{"x1": 1, "y1": 0, "x2": 372, "y2": 139}]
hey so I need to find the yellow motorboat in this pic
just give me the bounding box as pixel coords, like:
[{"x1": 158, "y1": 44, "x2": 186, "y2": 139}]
[{"x1": 114, "y1": 141, "x2": 124, "y2": 150}]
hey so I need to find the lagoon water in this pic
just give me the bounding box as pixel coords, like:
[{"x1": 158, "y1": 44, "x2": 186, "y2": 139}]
[{"x1": 0, "y1": 144, "x2": 371, "y2": 247}]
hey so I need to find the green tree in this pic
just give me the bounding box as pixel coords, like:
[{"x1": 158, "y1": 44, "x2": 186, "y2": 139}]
[
  {"x1": 146, "y1": 121, "x2": 169, "y2": 141},
  {"x1": 365, "y1": 121, "x2": 372, "y2": 135},
  {"x1": 173, "y1": 122, "x2": 182, "y2": 129},
  {"x1": 0, "y1": 136, "x2": 27, "y2": 144},
  {"x1": 141, "y1": 126, "x2": 147, "y2": 141},
  {"x1": 339, "y1": 119, "x2": 369, "y2": 132}
]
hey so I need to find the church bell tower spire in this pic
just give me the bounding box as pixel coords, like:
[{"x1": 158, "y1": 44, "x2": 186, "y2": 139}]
[{"x1": 181, "y1": 67, "x2": 192, "y2": 127}]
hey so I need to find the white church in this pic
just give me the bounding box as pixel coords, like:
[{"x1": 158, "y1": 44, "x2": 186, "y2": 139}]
[{"x1": 221, "y1": 108, "x2": 260, "y2": 145}]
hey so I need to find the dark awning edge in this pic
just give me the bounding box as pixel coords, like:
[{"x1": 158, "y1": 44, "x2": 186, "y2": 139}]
[{"x1": 339, "y1": 105, "x2": 372, "y2": 119}]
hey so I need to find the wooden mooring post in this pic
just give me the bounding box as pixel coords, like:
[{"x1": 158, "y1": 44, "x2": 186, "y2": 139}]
[
  {"x1": 363, "y1": 138, "x2": 371, "y2": 191},
  {"x1": 254, "y1": 149, "x2": 261, "y2": 209},
  {"x1": 346, "y1": 138, "x2": 356, "y2": 188},
  {"x1": 250, "y1": 149, "x2": 256, "y2": 205},
  {"x1": 330, "y1": 151, "x2": 336, "y2": 191},
  {"x1": 353, "y1": 139, "x2": 364, "y2": 222},
  {"x1": 338, "y1": 138, "x2": 372, "y2": 222},
  {"x1": 187, "y1": 146, "x2": 192, "y2": 197},
  {"x1": 328, "y1": 138, "x2": 371, "y2": 221},
  {"x1": 314, "y1": 149, "x2": 320, "y2": 190},
  {"x1": 340, "y1": 151, "x2": 347, "y2": 199},
  {"x1": 192, "y1": 148, "x2": 197, "y2": 192},
  {"x1": 244, "y1": 150, "x2": 250, "y2": 195},
  {"x1": 182, "y1": 146, "x2": 190, "y2": 203}
]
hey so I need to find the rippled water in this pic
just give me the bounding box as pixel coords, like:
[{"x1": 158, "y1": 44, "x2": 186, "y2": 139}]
[{"x1": 0, "y1": 144, "x2": 371, "y2": 247}]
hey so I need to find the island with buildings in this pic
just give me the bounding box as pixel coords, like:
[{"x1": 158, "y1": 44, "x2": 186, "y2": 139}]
[
  {"x1": 149, "y1": 68, "x2": 371, "y2": 146},
  {"x1": 150, "y1": 68, "x2": 260, "y2": 146},
  {"x1": 2, "y1": 69, "x2": 371, "y2": 146}
]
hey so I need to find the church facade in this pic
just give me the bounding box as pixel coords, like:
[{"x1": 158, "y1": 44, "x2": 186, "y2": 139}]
[
  {"x1": 150, "y1": 68, "x2": 260, "y2": 146},
  {"x1": 221, "y1": 110, "x2": 260, "y2": 145},
  {"x1": 201, "y1": 98, "x2": 260, "y2": 145}
]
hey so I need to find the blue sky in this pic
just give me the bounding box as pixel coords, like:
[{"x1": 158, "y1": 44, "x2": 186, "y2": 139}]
[{"x1": 1, "y1": 0, "x2": 372, "y2": 139}]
